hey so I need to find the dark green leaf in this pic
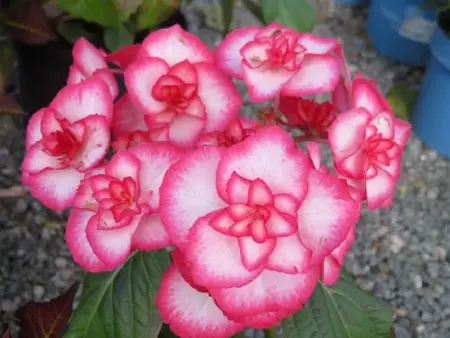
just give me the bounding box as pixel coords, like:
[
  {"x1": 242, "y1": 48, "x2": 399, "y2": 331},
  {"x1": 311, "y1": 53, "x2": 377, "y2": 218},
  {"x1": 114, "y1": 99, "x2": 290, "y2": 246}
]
[
  {"x1": 157, "y1": 324, "x2": 177, "y2": 337},
  {"x1": 64, "y1": 250, "x2": 171, "y2": 338},
  {"x1": 220, "y1": 0, "x2": 236, "y2": 36},
  {"x1": 56, "y1": 0, "x2": 121, "y2": 27},
  {"x1": 104, "y1": 24, "x2": 135, "y2": 52},
  {"x1": 57, "y1": 21, "x2": 97, "y2": 44},
  {"x1": 282, "y1": 273, "x2": 393, "y2": 338},
  {"x1": 261, "y1": 0, "x2": 317, "y2": 32},
  {"x1": 242, "y1": 0, "x2": 265, "y2": 24},
  {"x1": 137, "y1": 0, "x2": 180, "y2": 31}
]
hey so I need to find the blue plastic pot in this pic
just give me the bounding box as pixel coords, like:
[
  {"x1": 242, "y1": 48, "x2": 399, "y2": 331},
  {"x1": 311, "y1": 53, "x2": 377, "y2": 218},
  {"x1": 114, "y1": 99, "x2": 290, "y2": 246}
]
[
  {"x1": 412, "y1": 27, "x2": 450, "y2": 158},
  {"x1": 334, "y1": 0, "x2": 370, "y2": 5},
  {"x1": 366, "y1": 0, "x2": 437, "y2": 66}
]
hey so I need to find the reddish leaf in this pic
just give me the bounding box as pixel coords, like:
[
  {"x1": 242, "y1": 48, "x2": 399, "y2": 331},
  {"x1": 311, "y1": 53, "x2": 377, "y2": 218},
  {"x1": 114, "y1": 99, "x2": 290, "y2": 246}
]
[
  {"x1": 5, "y1": 1, "x2": 57, "y2": 45},
  {"x1": 1, "y1": 328, "x2": 12, "y2": 338},
  {"x1": 16, "y1": 283, "x2": 79, "y2": 338}
]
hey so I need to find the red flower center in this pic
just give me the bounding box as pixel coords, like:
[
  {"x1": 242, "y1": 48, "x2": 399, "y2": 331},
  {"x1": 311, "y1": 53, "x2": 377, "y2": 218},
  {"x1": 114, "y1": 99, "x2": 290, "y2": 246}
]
[
  {"x1": 92, "y1": 176, "x2": 143, "y2": 228},
  {"x1": 153, "y1": 75, "x2": 195, "y2": 112},
  {"x1": 42, "y1": 124, "x2": 81, "y2": 165},
  {"x1": 211, "y1": 173, "x2": 299, "y2": 244},
  {"x1": 362, "y1": 132, "x2": 397, "y2": 167},
  {"x1": 242, "y1": 32, "x2": 306, "y2": 71}
]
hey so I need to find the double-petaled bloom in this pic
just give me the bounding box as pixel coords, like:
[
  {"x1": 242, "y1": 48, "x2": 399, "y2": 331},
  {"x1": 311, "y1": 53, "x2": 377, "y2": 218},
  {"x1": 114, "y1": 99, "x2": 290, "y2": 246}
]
[
  {"x1": 329, "y1": 74, "x2": 411, "y2": 210},
  {"x1": 124, "y1": 25, "x2": 243, "y2": 149},
  {"x1": 22, "y1": 78, "x2": 113, "y2": 211},
  {"x1": 215, "y1": 22, "x2": 341, "y2": 102},
  {"x1": 156, "y1": 126, "x2": 360, "y2": 336},
  {"x1": 66, "y1": 142, "x2": 182, "y2": 271}
]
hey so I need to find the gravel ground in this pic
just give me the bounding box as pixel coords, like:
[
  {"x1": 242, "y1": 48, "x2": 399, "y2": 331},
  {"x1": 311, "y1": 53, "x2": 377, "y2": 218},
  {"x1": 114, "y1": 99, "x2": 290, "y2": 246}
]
[{"x1": 0, "y1": 2, "x2": 448, "y2": 337}]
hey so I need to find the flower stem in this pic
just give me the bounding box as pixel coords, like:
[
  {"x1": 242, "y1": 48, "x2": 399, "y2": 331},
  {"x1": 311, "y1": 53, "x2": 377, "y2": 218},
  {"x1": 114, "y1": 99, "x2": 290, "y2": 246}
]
[{"x1": 264, "y1": 327, "x2": 279, "y2": 338}]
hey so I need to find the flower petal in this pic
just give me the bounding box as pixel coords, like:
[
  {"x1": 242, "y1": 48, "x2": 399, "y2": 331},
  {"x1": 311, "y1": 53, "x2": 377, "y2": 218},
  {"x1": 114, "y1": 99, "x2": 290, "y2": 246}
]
[
  {"x1": 217, "y1": 126, "x2": 310, "y2": 202},
  {"x1": 73, "y1": 37, "x2": 108, "y2": 76},
  {"x1": 131, "y1": 213, "x2": 170, "y2": 250},
  {"x1": 225, "y1": 311, "x2": 289, "y2": 329},
  {"x1": 25, "y1": 108, "x2": 45, "y2": 150},
  {"x1": 306, "y1": 142, "x2": 322, "y2": 170},
  {"x1": 243, "y1": 64, "x2": 295, "y2": 103},
  {"x1": 67, "y1": 65, "x2": 86, "y2": 85},
  {"x1": 366, "y1": 169, "x2": 396, "y2": 211},
  {"x1": 22, "y1": 140, "x2": 65, "y2": 173},
  {"x1": 160, "y1": 146, "x2": 227, "y2": 249},
  {"x1": 351, "y1": 76, "x2": 391, "y2": 116},
  {"x1": 195, "y1": 62, "x2": 243, "y2": 132},
  {"x1": 281, "y1": 54, "x2": 340, "y2": 97},
  {"x1": 111, "y1": 93, "x2": 147, "y2": 137},
  {"x1": 394, "y1": 119, "x2": 411, "y2": 149},
  {"x1": 238, "y1": 237, "x2": 276, "y2": 271},
  {"x1": 50, "y1": 77, "x2": 113, "y2": 124},
  {"x1": 214, "y1": 26, "x2": 260, "y2": 79},
  {"x1": 210, "y1": 268, "x2": 320, "y2": 316},
  {"x1": 27, "y1": 167, "x2": 84, "y2": 212},
  {"x1": 187, "y1": 214, "x2": 262, "y2": 288},
  {"x1": 124, "y1": 57, "x2": 170, "y2": 115},
  {"x1": 138, "y1": 24, "x2": 214, "y2": 66},
  {"x1": 86, "y1": 214, "x2": 139, "y2": 270},
  {"x1": 105, "y1": 151, "x2": 140, "y2": 182},
  {"x1": 267, "y1": 234, "x2": 311, "y2": 274},
  {"x1": 298, "y1": 171, "x2": 359, "y2": 265},
  {"x1": 328, "y1": 107, "x2": 371, "y2": 161},
  {"x1": 92, "y1": 68, "x2": 119, "y2": 99},
  {"x1": 105, "y1": 43, "x2": 140, "y2": 69},
  {"x1": 71, "y1": 115, "x2": 110, "y2": 172},
  {"x1": 65, "y1": 208, "x2": 108, "y2": 272},
  {"x1": 155, "y1": 265, "x2": 244, "y2": 338},
  {"x1": 297, "y1": 34, "x2": 338, "y2": 54},
  {"x1": 168, "y1": 114, "x2": 205, "y2": 149},
  {"x1": 128, "y1": 142, "x2": 182, "y2": 210},
  {"x1": 321, "y1": 256, "x2": 341, "y2": 286},
  {"x1": 72, "y1": 167, "x2": 105, "y2": 210}
]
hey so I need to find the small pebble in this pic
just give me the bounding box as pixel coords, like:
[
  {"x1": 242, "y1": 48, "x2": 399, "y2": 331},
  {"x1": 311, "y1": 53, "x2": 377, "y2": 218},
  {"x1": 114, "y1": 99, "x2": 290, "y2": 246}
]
[{"x1": 33, "y1": 285, "x2": 45, "y2": 300}]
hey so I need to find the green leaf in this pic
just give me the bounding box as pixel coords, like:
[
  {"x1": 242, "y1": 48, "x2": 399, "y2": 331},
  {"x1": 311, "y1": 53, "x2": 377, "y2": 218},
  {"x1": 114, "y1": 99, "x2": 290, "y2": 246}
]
[
  {"x1": 56, "y1": 0, "x2": 121, "y2": 27},
  {"x1": 241, "y1": 0, "x2": 265, "y2": 24},
  {"x1": 115, "y1": 0, "x2": 144, "y2": 19},
  {"x1": 386, "y1": 84, "x2": 418, "y2": 121},
  {"x1": 137, "y1": 0, "x2": 180, "y2": 31},
  {"x1": 282, "y1": 273, "x2": 393, "y2": 338},
  {"x1": 220, "y1": 0, "x2": 236, "y2": 36},
  {"x1": 57, "y1": 21, "x2": 97, "y2": 44},
  {"x1": 261, "y1": 0, "x2": 318, "y2": 32},
  {"x1": 64, "y1": 250, "x2": 171, "y2": 338},
  {"x1": 104, "y1": 24, "x2": 135, "y2": 52}
]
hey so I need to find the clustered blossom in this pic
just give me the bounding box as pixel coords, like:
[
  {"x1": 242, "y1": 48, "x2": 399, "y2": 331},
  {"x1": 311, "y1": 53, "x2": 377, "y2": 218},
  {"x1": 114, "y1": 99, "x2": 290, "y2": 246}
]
[{"x1": 21, "y1": 23, "x2": 411, "y2": 338}]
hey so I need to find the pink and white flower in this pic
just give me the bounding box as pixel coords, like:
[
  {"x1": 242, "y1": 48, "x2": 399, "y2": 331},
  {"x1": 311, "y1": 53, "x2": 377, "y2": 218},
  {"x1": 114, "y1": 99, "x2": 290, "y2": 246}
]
[
  {"x1": 328, "y1": 76, "x2": 411, "y2": 210},
  {"x1": 214, "y1": 22, "x2": 341, "y2": 102},
  {"x1": 159, "y1": 126, "x2": 359, "y2": 323},
  {"x1": 156, "y1": 258, "x2": 245, "y2": 338},
  {"x1": 65, "y1": 142, "x2": 182, "y2": 271},
  {"x1": 21, "y1": 78, "x2": 113, "y2": 211},
  {"x1": 305, "y1": 142, "x2": 358, "y2": 286},
  {"x1": 125, "y1": 57, "x2": 242, "y2": 149},
  {"x1": 68, "y1": 38, "x2": 119, "y2": 99}
]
